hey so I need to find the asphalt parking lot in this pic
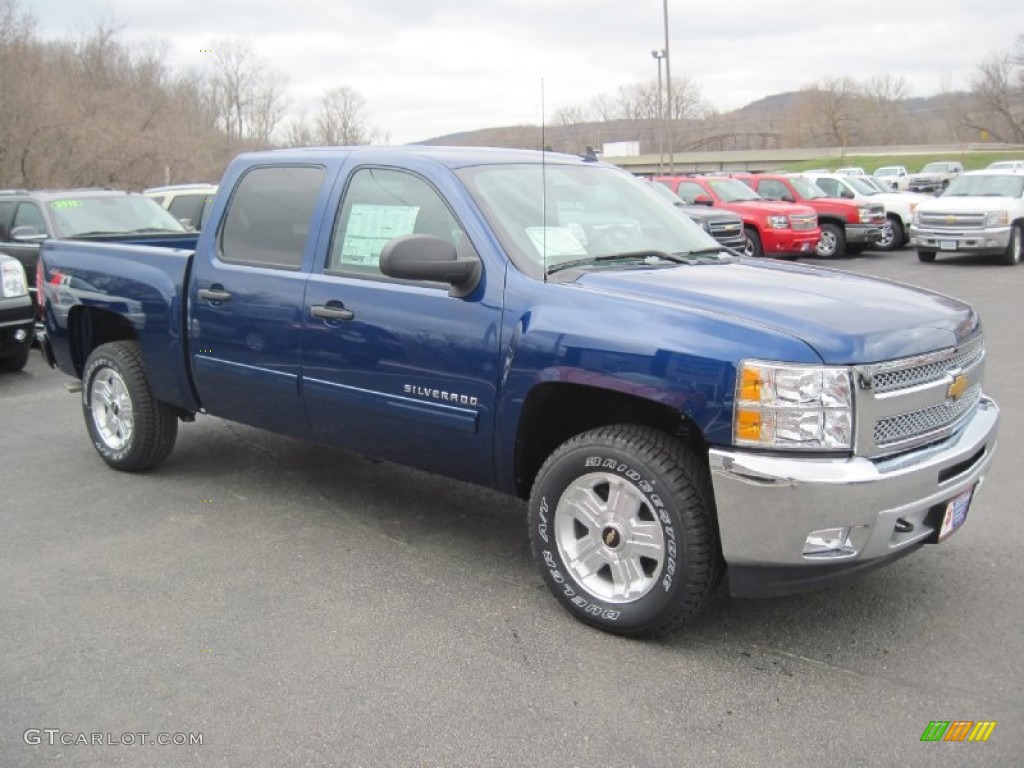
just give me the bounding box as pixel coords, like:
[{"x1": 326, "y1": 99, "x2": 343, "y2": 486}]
[{"x1": 1, "y1": 247, "x2": 1021, "y2": 767}]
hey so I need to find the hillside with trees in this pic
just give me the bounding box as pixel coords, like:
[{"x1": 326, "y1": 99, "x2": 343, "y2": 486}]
[{"x1": 0, "y1": 0, "x2": 1019, "y2": 189}]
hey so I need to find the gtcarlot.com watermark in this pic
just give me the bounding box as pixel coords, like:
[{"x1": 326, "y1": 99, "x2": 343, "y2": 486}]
[{"x1": 24, "y1": 729, "x2": 203, "y2": 747}]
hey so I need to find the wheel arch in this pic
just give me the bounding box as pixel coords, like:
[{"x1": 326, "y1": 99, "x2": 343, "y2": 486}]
[
  {"x1": 68, "y1": 306, "x2": 138, "y2": 378},
  {"x1": 513, "y1": 382, "x2": 708, "y2": 499}
]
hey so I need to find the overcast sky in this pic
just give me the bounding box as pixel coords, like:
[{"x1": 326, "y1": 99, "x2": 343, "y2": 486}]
[{"x1": 33, "y1": 0, "x2": 1024, "y2": 145}]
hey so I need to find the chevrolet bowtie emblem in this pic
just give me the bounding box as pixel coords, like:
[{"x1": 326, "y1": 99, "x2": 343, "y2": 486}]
[
  {"x1": 945, "y1": 215, "x2": 957, "y2": 224},
  {"x1": 947, "y1": 374, "x2": 969, "y2": 400}
]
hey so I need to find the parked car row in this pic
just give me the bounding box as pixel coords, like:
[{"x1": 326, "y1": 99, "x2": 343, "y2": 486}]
[{"x1": 651, "y1": 164, "x2": 1024, "y2": 265}]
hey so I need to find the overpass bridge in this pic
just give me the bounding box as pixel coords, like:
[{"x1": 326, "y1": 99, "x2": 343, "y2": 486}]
[{"x1": 603, "y1": 143, "x2": 1017, "y2": 175}]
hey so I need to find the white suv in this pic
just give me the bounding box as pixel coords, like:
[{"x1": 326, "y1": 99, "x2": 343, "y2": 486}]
[
  {"x1": 144, "y1": 183, "x2": 218, "y2": 231},
  {"x1": 910, "y1": 170, "x2": 1024, "y2": 265}
]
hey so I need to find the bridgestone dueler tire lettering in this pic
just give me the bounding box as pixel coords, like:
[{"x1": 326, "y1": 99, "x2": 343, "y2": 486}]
[
  {"x1": 82, "y1": 341, "x2": 178, "y2": 471},
  {"x1": 528, "y1": 424, "x2": 723, "y2": 637}
]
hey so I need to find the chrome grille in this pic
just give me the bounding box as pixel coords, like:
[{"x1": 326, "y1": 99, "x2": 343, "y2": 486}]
[
  {"x1": 855, "y1": 334, "x2": 986, "y2": 457},
  {"x1": 871, "y1": 336, "x2": 984, "y2": 393},
  {"x1": 790, "y1": 214, "x2": 817, "y2": 231},
  {"x1": 919, "y1": 212, "x2": 986, "y2": 230},
  {"x1": 708, "y1": 220, "x2": 742, "y2": 236},
  {"x1": 874, "y1": 384, "x2": 981, "y2": 446}
]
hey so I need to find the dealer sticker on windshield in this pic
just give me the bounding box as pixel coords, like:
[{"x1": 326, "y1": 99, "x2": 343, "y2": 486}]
[{"x1": 938, "y1": 486, "x2": 974, "y2": 541}]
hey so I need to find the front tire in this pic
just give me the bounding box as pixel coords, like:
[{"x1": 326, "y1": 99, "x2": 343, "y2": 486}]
[
  {"x1": 82, "y1": 341, "x2": 178, "y2": 471},
  {"x1": 1001, "y1": 224, "x2": 1021, "y2": 266},
  {"x1": 0, "y1": 349, "x2": 29, "y2": 372},
  {"x1": 742, "y1": 226, "x2": 763, "y2": 258},
  {"x1": 876, "y1": 216, "x2": 904, "y2": 252},
  {"x1": 814, "y1": 223, "x2": 845, "y2": 258},
  {"x1": 528, "y1": 425, "x2": 722, "y2": 637}
]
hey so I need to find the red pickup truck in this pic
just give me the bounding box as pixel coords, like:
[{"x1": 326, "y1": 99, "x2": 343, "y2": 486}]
[
  {"x1": 655, "y1": 175, "x2": 819, "y2": 259},
  {"x1": 733, "y1": 174, "x2": 885, "y2": 258}
]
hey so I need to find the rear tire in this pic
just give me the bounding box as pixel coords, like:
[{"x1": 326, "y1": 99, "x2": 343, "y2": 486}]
[
  {"x1": 82, "y1": 341, "x2": 178, "y2": 471},
  {"x1": 1001, "y1": 224, "x2": 1021, "y2": 266},
  {"x1": 528, "y1": 425, "x2": 722, "y2": 637},
  {"x1": 814, "y1": 223, "x2": 845, "y2": 258},
  {"x1": 917, "y1": 250, "x2": 936, "y2": 263}
]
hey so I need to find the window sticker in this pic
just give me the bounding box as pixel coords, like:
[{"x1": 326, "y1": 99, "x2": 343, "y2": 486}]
[
  {"x1": 49, "y1": 200, "x2": 83, "y2": 210},
  {"x1": 340, "y1": 204, "x2": 420, "y2": 265},
  {"x1": 524, "y1": 226, "x2": 587, "y2": 258}
]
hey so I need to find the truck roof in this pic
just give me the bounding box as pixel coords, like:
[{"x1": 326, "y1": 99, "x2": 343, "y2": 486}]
[{"x1": 238, "y1": 145, "x2": 597, "y2": 170}]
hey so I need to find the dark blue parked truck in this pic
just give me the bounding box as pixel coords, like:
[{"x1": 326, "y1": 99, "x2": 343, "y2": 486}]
[{"x1": 37, "y1": 147, "x2": 1000, "y2": 636}]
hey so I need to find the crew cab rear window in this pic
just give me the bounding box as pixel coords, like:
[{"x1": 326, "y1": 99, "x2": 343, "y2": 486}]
[{"x1": 219, "y1": 165, "x2": 325, "y2": 270}]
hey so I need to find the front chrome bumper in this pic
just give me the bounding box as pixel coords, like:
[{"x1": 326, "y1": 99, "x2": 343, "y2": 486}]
[
  {"x1": 845, "y1": 223, "x2": 884, "y2": 244},
  {"x1": 708, "y1": 396, "x2": 999, "y2": 597},
  {"x1": 910, "y1": 226, "x2": 1012, "y2": 254}
]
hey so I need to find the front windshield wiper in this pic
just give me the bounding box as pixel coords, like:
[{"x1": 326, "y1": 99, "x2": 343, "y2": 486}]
[{"x1": 546, "y1": 248, "x2": 722, "y2": 275}]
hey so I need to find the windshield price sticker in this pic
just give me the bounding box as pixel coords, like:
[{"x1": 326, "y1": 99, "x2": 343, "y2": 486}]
[
  {"x1": 525, "y1": 226, "x2": 587, "y2": 259},
  {"x1": 50, "y1": 200, "x2": 83, "y2": 210}
]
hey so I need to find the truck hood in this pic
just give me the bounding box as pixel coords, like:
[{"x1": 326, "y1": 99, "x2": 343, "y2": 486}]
[
  {"x1": 576, "y1": 260, "x2": 978, "y2": 364},
  {"x1": 724, "y1": 200, "x2": 816, "y2": 217},
  {"x1": 917, "y1": 196, "x2": 1020, "y2": 213}
]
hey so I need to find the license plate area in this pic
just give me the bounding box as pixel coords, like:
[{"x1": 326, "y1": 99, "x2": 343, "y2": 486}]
[
  {"x1": 940, "y1": 240, "x2": 957, "y2": 251},
  {"x1": 936, "y1": 486, "x2": 974, "y2": 542}
]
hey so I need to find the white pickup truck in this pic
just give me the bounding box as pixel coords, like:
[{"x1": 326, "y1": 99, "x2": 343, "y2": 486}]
[
  {"x1": 910, "y1": 169, "x2": 1024, "y2": 265},
  {"x1": 802, "y1": 172, "x2": 932, "y2": 251}
]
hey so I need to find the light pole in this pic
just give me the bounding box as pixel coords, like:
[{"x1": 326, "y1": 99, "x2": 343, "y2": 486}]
[
  {"x1": 662, "y1": 0, "x2": 673, "y2": 173},
  {"x1": 651, "y1": 49, "x2": 665, "y2": 175}
]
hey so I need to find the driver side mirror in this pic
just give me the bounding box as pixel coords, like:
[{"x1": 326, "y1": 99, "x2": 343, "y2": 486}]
[
  {"x1": 10, "y1": 226, "x2": 48, "y2": 243},
  {"x1": 693, "y1": 194, "x2": 713, "y2": 206}
]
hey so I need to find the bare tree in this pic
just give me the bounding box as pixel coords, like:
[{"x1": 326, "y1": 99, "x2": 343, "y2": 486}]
[
  {"x1": 796, "y1": 76, "x2": 865, "y2": 146},
  {"x1": 283, "y1": 85, "x2": 386, "y2": 147},
  {"x1": 206, "y1": 39, "x2": 288, "y2": 146},
  {"x1": 960, "y1": 36, "x2": 1024, "y2": 144},
  {"x1": 861, "y1": 74, "x2": 910, "y2": 144}
]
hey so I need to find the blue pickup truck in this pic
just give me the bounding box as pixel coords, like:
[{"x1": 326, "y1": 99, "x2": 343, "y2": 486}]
[{"x1": 38, "y1": 146, "x2": 1000, "y2": 636}]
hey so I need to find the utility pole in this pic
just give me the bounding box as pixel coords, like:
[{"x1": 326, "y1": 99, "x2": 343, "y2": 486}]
[
  {"x1": 662, "y1": 0, "x2": 673, "y2": 173},
  {"x1": 652, "y1": 49, "x2": 665, "y2": 175}
]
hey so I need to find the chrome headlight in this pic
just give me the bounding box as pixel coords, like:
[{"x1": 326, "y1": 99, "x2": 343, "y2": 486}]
[
  {"x1": 912, "y1": 209, "x2": 921, "y2": 226},
  {"x1": 857, "y1": 206, "x2": 873, "y2": 224},
  {"x1": 985, "y1": 210, "x2": 1009, "y2": 227},
  {"x1": 0, "y1": 260, "x2": 28, "y2": 298},
  {"x1": 766, "y1": 215, "x2": 789, "y2": 229},
  {"x1": 734, "y1": 360, "x2": 853, "y2": 451}
]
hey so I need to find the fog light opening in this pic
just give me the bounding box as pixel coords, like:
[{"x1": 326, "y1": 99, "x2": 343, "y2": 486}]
[
  {"x1": 14, "y1": 329, "x2": 27, "y2": 343},
  {"x1": 803, "y1": 526, "x2": 858, "y2": 558}
]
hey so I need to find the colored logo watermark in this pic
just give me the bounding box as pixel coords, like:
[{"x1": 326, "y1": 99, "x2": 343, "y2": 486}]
[{"x1": 920, "y1": 720, "x2": 996, "y2": 742}]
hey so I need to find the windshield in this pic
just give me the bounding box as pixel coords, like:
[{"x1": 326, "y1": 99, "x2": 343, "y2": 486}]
[
  {"x1": 847, "y1": 177, "x2": 881, "y2": 195},
  {"x1": 875, "y1": 167, "x2": 897, "y2": 177},
  {"x1": 707, "y1": 178, "x2": 762, "y2": 202},
  {"x1": 788, "y1": 177, "x2": 827, "y2": 199},
  {"x1": 458, "y1": 164, "x2": 723, "y2": 277},
  {"x1": 47, "y1": 195, "x2": 188, "y2": 238},
  {"x1": 943, "y1": 174, "x2": 1024, "y2": 198}
]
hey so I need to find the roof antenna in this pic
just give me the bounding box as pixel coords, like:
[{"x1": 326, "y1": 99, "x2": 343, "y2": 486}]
[{"x1": 541, "y1": 77, "x2": 547, "y2": 283}]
